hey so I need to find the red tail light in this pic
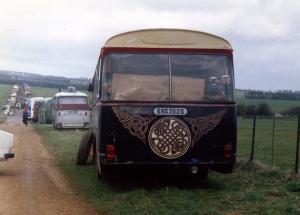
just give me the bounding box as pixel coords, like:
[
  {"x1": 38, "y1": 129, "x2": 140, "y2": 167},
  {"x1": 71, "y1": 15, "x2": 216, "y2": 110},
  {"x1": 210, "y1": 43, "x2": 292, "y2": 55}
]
[
  {"x1": 85, "y1": 112, "x2": 87, "y2": 116},
  {"x1": 106, "y1": 145, "x2": 115, "y2": 160},
  {"x1": 224, "y1": 144, "x2": 232, "y2": 161}
]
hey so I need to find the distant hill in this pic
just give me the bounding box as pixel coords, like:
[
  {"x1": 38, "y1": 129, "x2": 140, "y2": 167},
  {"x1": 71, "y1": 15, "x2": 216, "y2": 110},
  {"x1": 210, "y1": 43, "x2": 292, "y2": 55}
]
[{"x1": 0, "y1": 70, "x2": 91, "y2": 90}]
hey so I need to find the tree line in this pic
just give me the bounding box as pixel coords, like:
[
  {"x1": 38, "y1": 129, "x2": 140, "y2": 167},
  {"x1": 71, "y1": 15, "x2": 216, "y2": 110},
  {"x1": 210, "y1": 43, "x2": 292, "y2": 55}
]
[
  {"x1": 0, "y1": 78, "x2": 88, "y2": 91},
  {"x1": 238, "y1": 103, "x2": 300, "y2": 116},
  {"x1": 237, "y1": 103, "x2": 273, "y2": 116},
  {"x1": 245, "y1": 90, "x2": 300, "y2": 100}
]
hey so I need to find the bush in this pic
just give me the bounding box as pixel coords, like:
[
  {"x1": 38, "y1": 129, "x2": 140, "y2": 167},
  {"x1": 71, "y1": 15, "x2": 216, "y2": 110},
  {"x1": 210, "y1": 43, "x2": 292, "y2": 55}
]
[
  {"x1": 238, "y1": 103, "x2": 273, "y2": 117},
  {"x1": 256, "y1": 103, "x2": 273, "y2": 116},
  {"x1": 282, "y1": 106, "x2": 300, "y2": 116},
  {"x1": 245, "y1": 105, "x2": 256, "y2": 116},
  {"x1": 237, "y1": 103, "x2": 246, "y2": 116}
]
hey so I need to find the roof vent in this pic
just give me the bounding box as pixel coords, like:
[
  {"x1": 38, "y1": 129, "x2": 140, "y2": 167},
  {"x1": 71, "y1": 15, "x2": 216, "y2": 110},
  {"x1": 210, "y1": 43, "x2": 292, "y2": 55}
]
[{"x1": 67, "y1": 86, "x2": 76, "y2": 92}]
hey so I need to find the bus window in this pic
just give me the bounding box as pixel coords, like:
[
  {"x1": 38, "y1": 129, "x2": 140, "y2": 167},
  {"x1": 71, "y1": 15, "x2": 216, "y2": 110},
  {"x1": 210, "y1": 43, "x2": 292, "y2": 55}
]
[
  {"x1": 171, "y1": 54, "x2": 234, "y2": 102},
  {"x1": 58, "y1": 97, "x2": 88, "y2": 104},
  {"x1": 102, "y1": 54, "x2": 169, "y2": 101}
]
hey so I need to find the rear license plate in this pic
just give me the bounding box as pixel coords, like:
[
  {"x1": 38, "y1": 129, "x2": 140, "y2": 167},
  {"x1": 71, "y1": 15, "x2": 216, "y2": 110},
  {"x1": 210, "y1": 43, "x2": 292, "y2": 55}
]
[
  {"x1": 153, "y1": 107, "x2": 187, "y2": 116},
  {"x1": 68, "y1": 110, "x2": 78, "y2": 115}
]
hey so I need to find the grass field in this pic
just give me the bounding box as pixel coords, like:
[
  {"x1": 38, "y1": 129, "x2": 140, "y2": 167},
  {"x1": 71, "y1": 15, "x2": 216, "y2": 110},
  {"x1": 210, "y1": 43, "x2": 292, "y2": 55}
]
[
  {"x1": 238, "y1": 117, "x2": 298, "y2": 171},
  {"x1": 0, "y1": 83, "x2": 11, "y2": 106},
  {"x1": 0, "y1": 83, "x2": 11, "y2": 122},
  {"x1": 30, "y1": 86, "x2": 59, "y2": 97},
  {"x1": 34, "y1": 121, "x2": 300, "y2": 215}
]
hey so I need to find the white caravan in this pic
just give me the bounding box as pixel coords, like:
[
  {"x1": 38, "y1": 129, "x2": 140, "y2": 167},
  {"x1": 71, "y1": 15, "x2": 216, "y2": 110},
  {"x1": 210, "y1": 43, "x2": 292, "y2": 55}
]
[{"x1": 0, "y1": 130, "x2": 14, "y2": 161}]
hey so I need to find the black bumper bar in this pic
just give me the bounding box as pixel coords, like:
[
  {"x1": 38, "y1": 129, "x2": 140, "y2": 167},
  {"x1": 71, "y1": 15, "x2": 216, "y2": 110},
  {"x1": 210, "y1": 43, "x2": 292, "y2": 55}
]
[{"x1": 4, "y1": 153, "x2": 14, "y2": 159}]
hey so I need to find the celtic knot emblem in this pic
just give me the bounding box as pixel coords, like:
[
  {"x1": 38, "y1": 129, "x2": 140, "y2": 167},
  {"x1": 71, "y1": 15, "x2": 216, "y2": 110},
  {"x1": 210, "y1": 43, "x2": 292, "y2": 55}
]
[{"x1": 148, "y1": 117, "x2": 191, "y2": 159}]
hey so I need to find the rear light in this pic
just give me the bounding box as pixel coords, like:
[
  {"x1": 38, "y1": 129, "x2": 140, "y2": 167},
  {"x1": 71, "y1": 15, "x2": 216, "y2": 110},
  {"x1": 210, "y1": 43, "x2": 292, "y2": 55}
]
[
  {"x1": 85, "y1": 112, "x2": 87, "y2": 116},
  {"x1": 224, "y1": 144, "x2": 232, "y2": 161},
  {"x1": 58, "y1": 112, "x2": 61, "y2": 116},
  {"x1": 106, "y1": 145, "x2": 115, "y2": 160}
]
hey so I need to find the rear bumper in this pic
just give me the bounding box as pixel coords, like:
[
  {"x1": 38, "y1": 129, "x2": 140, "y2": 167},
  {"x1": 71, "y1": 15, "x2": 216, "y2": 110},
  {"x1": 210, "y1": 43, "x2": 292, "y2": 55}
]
[
  {"x1": 0, "y1": 152, "x2": 14, "y2": 161},
  {"x1": 4, "y1": 152, "x2": 14, "y2": 159},
  {"x1": 101, "y1": 160, "x2": 235, "y2": 173},
  {"x1": 55, "y1": 122, "x2": 90, "y2": 129}
]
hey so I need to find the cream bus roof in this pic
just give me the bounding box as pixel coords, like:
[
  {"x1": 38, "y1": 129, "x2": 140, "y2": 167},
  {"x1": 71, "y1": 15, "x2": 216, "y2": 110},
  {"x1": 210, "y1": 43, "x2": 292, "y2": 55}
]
[
  {"x1": 104, "y1": 29, "x2": 232, "y2": 50},
  {"x1": 54, "y1": 91, "x2": 87, "y2": 98}
]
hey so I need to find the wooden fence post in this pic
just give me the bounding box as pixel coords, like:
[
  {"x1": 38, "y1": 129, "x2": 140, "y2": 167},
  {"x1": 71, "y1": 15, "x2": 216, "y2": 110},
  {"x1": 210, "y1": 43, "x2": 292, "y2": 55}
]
[
  {"x1": 271, "y1": 115, "x2": 276, "y2": 167},
  {"x1": 250, "y1": 115, "x2": 256, "y2": 161},
  {"x1": 294, "y1": 116, "x2": 300, "y2": 174}
]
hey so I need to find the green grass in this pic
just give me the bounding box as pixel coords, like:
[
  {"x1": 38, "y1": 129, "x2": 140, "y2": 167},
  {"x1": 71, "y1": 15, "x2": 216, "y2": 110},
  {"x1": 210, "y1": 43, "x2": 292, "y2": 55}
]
[
  {"x1": 238, "y1": 117, "x2": 298, "y2": 170},
  {"x1": 0, "y1": 83, "x2": 11, "y2": 106},
  {"x1": 34, "y1": 122, "x2": 300, "y2": 215},
  {"x1": 30, "y1": 86, "x2": 59, "y2": 97},
  {"x1": 0, "y1": 115, "x2": 5, "y2": 123},
  {"x1": 0, "y1": 83, "x2": 11, "y2": 122}
]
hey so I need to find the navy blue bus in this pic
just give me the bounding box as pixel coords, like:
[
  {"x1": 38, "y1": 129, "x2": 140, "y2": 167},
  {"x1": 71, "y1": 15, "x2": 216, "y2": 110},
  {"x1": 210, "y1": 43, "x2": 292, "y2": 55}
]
[{"x1": 90, "y1": 29, "x2": 236, "y2": 179}]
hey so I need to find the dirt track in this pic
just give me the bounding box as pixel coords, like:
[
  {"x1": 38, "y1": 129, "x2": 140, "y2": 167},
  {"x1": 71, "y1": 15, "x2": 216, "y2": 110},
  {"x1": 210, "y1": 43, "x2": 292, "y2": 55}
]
[{"x1": 0, "y1": 115, "x2": 98, "y2": 215}]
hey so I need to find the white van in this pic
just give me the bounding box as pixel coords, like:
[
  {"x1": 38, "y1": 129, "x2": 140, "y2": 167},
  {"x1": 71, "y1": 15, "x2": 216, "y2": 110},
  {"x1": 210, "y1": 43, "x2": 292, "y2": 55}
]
[{"x1": 27, "y1": 97, "x2": 44, "y2": 119}]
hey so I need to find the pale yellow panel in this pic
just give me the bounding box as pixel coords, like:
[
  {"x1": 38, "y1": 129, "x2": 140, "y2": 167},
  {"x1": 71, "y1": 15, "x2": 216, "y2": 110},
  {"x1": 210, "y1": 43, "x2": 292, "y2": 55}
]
[{"x1": 104, "y1": 29, "x2": 232, "y2": 50}]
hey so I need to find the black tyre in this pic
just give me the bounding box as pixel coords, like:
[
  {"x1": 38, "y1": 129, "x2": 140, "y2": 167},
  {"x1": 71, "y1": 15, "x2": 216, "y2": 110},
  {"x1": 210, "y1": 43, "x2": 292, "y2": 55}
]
[
  {"x1": 76, "y1": 132, "x2": 93, "y2": 165},
  {"x1": 96, "y1": 156, "x2": 102, "y2": 179}
]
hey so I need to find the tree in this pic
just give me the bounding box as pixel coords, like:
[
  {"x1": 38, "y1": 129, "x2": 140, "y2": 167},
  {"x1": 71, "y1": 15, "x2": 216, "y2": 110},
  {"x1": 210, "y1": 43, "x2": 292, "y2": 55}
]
[
  {"x1": 237, "y1": 103, "x2": 246, "y2": 116},
  {"x1": 256, "y1": 103, "x2": 273, "y2": 116},
  {"x1": 245, "y1": 105, "x2": 256, "y2": 116}
]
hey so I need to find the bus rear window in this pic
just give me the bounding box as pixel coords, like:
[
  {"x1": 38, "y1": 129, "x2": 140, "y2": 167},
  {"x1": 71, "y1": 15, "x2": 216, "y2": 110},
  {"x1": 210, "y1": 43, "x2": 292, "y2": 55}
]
[
  {"x1": 101, "y1": 53, "x2": 234, "y2": 102},
  {"x1": 171, "y1": 54, "x2": 233, "y2": 102},
  {"x1": 58, "y1": 97, "x2": 88, "y2": 105},
  {"x1": 102, "y1": 54, "x2": 169, "y2": 101}
]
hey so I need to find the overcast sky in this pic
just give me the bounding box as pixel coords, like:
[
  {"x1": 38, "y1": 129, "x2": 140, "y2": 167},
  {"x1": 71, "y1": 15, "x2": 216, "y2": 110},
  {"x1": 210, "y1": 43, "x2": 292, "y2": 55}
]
[{"x1": 1, "y1": 0, "x2": 299, "y2": 90}]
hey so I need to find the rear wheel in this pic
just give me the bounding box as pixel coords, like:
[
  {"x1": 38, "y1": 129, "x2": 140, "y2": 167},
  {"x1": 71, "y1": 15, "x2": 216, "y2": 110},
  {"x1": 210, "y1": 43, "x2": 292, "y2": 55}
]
[
  {"x1": 76, "y1": 132, "x2": 93, "y2": 165},
  {"x1": 96, "y1": 156, "x2": 102, "y2": 179}
]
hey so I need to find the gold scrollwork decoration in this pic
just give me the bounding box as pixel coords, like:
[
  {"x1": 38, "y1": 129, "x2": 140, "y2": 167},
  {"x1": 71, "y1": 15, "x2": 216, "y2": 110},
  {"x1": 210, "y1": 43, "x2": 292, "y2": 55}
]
[
  {"x1": 185, "y1": 110, "x2": 226, "y2": 146},
  {"x1": 112, "y1": 107, "x2": 155, "y2": 143}
]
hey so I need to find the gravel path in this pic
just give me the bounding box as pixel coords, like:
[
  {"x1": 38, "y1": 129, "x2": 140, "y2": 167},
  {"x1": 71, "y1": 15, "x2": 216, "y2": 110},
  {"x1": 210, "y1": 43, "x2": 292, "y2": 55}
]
[{"x1": 0, "y1": 115, "x2": 99, "y2": 215}]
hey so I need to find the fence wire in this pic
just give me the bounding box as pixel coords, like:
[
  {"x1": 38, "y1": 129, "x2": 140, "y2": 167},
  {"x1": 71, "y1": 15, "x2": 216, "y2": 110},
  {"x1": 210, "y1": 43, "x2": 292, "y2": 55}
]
[{"x1": 238, "y1": 116, "x2": 299, "y2": 172}]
